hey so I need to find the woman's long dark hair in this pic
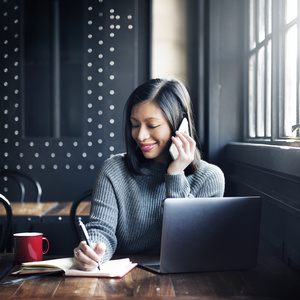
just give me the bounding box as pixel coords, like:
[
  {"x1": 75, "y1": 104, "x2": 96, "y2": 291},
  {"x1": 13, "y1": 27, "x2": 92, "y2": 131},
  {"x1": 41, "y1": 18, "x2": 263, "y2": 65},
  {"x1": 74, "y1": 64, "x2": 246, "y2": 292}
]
[{"x1": 123, "y1": 78, "x2": 201, "y2": 175}]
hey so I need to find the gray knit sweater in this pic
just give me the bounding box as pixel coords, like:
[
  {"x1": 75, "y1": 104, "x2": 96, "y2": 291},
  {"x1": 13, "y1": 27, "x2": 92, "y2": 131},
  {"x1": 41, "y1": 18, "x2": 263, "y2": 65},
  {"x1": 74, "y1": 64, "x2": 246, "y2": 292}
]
[{"x1": 87, "y1": 153, "x2": 225, "y2": 262}]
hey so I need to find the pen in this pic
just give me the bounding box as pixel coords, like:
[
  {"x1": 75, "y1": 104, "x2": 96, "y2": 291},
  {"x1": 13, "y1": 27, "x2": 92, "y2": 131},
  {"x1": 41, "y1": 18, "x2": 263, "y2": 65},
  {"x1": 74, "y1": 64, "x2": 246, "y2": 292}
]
[{"x1": 78, "y1": 220, "x2": 101, "y2": 271}]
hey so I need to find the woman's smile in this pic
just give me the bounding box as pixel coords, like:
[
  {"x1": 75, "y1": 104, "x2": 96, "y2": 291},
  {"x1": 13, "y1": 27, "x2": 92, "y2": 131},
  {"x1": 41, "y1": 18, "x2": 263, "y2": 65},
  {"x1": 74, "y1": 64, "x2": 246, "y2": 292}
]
[
  {"x1": 139, "y1": 142, "x2": 157, "y2": 152},
  {"x1": 130, "y1": 101, "x2": 172, "y2": 164}
]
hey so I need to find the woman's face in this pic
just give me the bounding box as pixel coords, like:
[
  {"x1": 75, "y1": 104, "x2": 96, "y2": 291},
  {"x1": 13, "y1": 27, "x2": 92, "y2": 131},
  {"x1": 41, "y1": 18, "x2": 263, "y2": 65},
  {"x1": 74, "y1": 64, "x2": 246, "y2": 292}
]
[{"x1": 130, "y1": 101, "x2": 172, "y2": 164}]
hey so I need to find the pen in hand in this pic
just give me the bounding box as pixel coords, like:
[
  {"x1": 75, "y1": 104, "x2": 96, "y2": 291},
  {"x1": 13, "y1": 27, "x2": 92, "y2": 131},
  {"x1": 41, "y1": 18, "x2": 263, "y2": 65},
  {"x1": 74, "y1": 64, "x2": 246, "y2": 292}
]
[{"x1": 78, "y1": 220, "x2": 101, "y2": 271}]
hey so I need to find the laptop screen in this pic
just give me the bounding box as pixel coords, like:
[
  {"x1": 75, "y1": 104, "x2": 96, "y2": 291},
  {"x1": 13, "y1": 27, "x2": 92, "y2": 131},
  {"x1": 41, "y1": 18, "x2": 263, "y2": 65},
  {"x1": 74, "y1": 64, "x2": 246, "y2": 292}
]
[{"x1": 158, "y1": 196, "x2": 261, "y2": 273}]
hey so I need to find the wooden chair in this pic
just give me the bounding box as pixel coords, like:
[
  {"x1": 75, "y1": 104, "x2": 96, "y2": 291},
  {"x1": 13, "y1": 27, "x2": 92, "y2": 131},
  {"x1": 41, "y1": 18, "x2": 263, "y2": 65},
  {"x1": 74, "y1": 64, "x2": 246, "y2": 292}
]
[
  {"x1": 0, "y1": 170, "x2": 42, "y2": 203},
  {"x1": 70, "y1": 189, "x2": 92, "y2": 242},
  {"x1": 0, "y1": 194, "x2": 12, "y2": 253}
]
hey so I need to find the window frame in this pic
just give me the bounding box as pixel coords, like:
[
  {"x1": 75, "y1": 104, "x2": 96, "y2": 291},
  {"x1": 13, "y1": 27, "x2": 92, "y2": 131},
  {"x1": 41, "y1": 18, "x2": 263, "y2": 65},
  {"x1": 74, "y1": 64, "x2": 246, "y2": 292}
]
[{"x1": 245, "y1": 0, "x2": 300, "y2": 148}]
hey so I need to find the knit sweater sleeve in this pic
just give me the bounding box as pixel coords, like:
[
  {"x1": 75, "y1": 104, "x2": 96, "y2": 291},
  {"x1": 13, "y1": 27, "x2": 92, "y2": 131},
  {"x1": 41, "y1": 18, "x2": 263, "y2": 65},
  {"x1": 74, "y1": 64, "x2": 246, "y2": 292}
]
[
  {"x1": 86, "y1": 160, "x2": 119, "y2": 262},
  {"x1": 165, "y1": 160, "x2": 225, "y2": 198},
  {"x1": 165, "y1": 172, "x2": 191, "y2": 198}
]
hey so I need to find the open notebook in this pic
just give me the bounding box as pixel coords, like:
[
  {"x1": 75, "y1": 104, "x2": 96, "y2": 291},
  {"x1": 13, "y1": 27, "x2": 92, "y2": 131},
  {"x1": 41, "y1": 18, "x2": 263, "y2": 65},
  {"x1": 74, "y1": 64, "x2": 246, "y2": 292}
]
[
  {"x1": 12, "y1": 257, "x2": 137, "y2": 278},
  {"x1": 139, "y1": 196, "x2": 261, "y2": 274}
]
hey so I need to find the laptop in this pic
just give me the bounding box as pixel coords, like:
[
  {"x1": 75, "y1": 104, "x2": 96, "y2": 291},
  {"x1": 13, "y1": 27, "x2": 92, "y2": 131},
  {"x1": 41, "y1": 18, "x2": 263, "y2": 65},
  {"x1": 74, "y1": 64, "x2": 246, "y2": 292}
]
[{"x1": 139, "y1": 196, "x2": 261, "y2": 273}]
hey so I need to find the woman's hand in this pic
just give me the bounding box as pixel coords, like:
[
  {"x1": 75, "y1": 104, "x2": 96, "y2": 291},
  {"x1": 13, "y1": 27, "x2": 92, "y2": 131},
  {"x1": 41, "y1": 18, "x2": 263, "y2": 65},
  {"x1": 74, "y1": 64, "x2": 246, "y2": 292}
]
[
  {"x1": 73, "y1": 241, "x2": 106, "y2": 271},
  {"x1": 167, "y1": 131, "x2": 196, "y2": 175}
]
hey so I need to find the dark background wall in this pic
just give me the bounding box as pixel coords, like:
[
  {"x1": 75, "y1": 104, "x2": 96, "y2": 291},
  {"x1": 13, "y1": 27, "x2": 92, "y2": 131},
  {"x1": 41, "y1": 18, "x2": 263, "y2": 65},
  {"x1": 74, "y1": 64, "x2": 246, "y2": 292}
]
[{"x1": 1, "y1": 0, "x2": 150, "y2": 204}]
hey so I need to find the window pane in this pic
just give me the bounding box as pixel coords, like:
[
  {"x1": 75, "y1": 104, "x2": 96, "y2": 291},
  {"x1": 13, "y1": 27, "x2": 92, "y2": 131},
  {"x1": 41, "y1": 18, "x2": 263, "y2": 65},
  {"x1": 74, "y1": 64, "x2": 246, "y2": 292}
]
[
  {"x1": 249, "y1": 54, "x2": 256, "y2": 138},
  {"x1": 284, "y1": 25, "x2": 298, "y2": 137},
  {"x1": 286, "y1": 0, "x2": 298, "y2": 24},
  {"x1": 266, "y1": 40, "x2": 272, "y2": 137},
  {"x1": 267, "y1": 0, "x2": 272, "y2": 34},
  {"x1": 258, "y1": 0, "x2": 265, "y2": 43},
  {"x1": 257, "y1": 47, "x2": 265, "y2": 137},
  {"x1": 249, "y1": 0, "x2": 256, "y2": 50}
]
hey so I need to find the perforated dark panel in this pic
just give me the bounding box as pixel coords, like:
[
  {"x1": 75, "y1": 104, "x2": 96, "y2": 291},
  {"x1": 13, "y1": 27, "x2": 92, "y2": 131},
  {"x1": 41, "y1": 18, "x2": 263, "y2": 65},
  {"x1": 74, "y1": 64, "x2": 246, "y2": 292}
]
[{"x1": 0, "y1": 0, "x2": 150, "y2": 202}]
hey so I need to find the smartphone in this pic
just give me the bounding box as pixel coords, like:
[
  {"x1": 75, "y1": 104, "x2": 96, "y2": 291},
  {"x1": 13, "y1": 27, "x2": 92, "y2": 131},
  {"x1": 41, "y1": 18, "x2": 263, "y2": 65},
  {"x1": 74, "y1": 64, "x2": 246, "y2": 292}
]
[{"x1": 169, "y1": 117, "x2": 189, "y2": 160}]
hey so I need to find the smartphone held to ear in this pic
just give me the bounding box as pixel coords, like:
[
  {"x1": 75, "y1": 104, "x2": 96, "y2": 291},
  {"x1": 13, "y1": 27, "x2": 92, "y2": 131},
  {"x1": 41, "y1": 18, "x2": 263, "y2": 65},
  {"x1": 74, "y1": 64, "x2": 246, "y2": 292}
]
[{"x1": 169, "y1": 118, "x2": 189, "y2": 160}]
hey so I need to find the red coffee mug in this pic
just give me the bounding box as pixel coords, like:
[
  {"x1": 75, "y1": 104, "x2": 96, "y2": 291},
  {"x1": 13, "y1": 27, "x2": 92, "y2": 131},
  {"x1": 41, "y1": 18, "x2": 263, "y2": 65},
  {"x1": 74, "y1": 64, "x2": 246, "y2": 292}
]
[{"x1": 14, "y1": 232, "x2": 50, "y2": 263}]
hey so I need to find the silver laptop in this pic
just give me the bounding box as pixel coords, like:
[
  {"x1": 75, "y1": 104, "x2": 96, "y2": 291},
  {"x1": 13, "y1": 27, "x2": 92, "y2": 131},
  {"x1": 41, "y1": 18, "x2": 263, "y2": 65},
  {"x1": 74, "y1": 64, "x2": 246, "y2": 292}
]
[{"x1": 139, "y1": 196, "x2": 261, "y2": 273}]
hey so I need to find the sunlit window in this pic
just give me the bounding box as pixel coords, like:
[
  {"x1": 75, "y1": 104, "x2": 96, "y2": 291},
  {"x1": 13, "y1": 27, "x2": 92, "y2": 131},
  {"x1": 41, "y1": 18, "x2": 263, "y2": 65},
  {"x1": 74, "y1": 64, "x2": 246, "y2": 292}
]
[
  {"x1": 283, "y1": 0, "x2": 298, "y2": 137},
  {"x1": 247, "y1": 0, "x2": 272, "y2": 139},
  {"x1": 247, "y1": 0, "x2": 299, "y2": 142}
]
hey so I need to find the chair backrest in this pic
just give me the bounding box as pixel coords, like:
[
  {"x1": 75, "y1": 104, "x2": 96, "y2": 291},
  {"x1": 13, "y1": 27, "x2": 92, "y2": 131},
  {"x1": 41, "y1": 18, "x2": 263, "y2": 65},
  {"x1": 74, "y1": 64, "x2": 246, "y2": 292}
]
[
  {"x1": 0, "y1": 170, "x2": 42, "y2": 203},
  {"x1": 70, "y1": 189, "x2": 92, "y2": 243},
  {"x1": 0, "y1": 194, "x2": 13, "y2": 253}
]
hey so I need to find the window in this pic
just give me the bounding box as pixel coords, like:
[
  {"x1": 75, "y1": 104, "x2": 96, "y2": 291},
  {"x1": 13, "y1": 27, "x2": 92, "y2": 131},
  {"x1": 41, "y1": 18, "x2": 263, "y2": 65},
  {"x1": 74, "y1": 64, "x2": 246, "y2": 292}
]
[{"x1": 247, "y1": 0, "x2": 300, "y2": 143}]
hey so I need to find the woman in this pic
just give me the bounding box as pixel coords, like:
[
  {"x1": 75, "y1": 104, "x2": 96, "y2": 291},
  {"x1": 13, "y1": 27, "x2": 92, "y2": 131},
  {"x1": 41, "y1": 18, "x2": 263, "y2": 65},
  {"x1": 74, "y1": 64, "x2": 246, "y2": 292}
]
[{"x1": 73, "y1": 78, "x2": 225, "y2": 270}]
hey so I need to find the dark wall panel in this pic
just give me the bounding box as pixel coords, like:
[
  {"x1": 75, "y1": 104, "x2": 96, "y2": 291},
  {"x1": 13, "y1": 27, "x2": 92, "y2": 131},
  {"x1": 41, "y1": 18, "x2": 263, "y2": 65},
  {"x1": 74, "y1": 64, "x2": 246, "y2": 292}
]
[
  {"x1": 206, "y1": 0, "x2": 244, "y2": 169},
  {"x1": 0, "y1": 0, "x2": 150, "y2": 203},
  {"x1": 227, "y1": 143, "x2": 300, "y2": 271}
]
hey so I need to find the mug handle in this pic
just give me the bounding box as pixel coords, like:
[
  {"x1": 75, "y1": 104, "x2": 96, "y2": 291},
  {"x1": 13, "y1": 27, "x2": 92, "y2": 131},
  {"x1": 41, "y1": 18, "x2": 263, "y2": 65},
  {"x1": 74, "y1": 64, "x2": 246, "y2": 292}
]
[{"x1": 42, "y1": 237, "x2": 50, "y2": 254}]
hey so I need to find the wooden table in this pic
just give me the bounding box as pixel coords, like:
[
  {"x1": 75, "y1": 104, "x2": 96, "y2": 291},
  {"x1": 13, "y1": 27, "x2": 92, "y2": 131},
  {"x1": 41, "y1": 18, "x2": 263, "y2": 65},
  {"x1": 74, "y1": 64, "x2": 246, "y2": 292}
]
[
  {"x1": 0, "y1": 201, "x2": 91, "y2": 220},
  {"x1": 0, "y1": 202, "x2": 91, "y2": 254},
  {"x1": 42, "y1": 201, "x2": 90, "y2": 223},
  {"x1": 0, "y1": 202, "x2": 58, "y2": 222},
  {"x1": 0, "y1": 254, "x2": 300, "y2": 299},
  {"x1": 0, "y1": 201, "x2": 91, "y2": 227},
  {"x1": 0, "y1": 202, "x2": 58, "y2": 251}
]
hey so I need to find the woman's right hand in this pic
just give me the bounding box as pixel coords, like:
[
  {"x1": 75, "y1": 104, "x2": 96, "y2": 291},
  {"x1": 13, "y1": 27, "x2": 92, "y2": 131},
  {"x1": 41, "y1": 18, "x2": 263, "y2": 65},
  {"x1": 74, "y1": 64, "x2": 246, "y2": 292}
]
[
  {"x1": 73, "y1": 241, "x2": 106, "y2": 271},
  {"x1": 167, "y1": 131, "x2": 196, "y2": 175}
]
